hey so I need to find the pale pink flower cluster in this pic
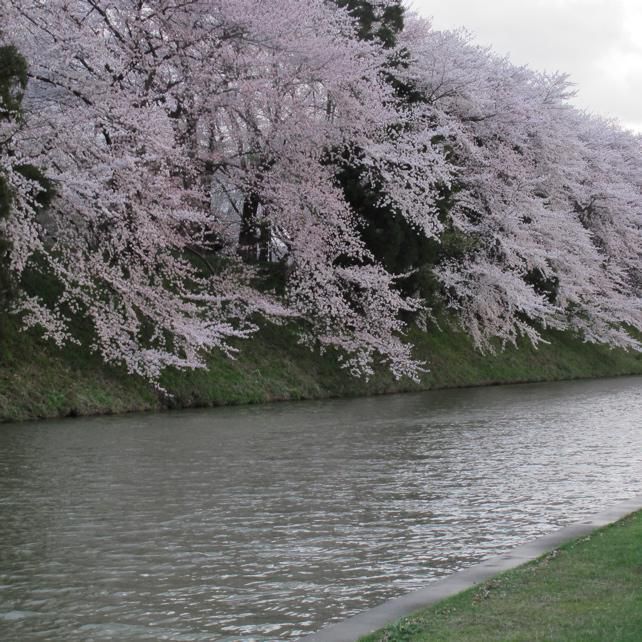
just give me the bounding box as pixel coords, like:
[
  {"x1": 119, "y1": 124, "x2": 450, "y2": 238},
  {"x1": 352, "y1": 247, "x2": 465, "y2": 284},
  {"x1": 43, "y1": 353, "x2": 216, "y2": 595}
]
[
  {"x1": 1, "y1": 2, "x2": 641, "y2": 381},
  {"x1": 401, "y1": 19, "x2": 642, "y2": 351}
]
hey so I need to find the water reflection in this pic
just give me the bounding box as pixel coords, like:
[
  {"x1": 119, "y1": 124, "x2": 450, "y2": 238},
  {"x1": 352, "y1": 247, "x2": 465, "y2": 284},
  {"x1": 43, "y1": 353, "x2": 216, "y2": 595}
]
[{"x1": 1, "y1": 377, "x2": 641, "y2": 640}]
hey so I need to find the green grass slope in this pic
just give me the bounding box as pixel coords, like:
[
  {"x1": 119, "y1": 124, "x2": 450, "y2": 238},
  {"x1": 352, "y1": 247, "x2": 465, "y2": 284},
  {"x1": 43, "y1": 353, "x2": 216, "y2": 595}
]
[
  {"x1": 359, "y1": 509, "x2": 642, "y2": 642},
  {"x1": 1, "y1": 311, "x2": 641, "y2": 423}
]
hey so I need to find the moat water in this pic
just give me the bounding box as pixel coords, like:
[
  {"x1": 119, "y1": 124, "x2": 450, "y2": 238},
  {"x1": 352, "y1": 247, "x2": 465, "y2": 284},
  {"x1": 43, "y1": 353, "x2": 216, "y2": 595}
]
[{"x1": 1, "y1": 376, "x2": 641, "y2": 640}]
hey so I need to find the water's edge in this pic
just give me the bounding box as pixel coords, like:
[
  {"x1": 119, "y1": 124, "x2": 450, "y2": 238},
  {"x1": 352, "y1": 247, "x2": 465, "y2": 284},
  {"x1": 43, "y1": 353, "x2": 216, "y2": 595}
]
[
  {"x1": 3, "y1": 369, "x2": 642, "y2": 426},
  {"x1": 302, "y1": 494, "x2": 642, "y2": 642}
]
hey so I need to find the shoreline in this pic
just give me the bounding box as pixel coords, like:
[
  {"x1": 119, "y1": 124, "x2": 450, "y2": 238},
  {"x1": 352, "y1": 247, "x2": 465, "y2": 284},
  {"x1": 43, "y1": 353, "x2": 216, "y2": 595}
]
[{"x1": 302, "y1": 494, "x2": 642, "y2": 642}]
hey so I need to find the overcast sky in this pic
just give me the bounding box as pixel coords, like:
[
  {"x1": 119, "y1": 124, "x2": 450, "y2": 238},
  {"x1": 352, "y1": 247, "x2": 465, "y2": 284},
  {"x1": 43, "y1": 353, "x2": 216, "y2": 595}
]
[{"x1": 409, "y1": 0, "x2": 642, "y2": 133}]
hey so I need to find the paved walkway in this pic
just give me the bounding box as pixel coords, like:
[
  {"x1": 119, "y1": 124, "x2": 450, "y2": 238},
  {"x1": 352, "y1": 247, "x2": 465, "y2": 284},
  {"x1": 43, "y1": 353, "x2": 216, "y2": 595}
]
[{"x1": 301, "y1": 493, "x2": 642, "y2": 642}]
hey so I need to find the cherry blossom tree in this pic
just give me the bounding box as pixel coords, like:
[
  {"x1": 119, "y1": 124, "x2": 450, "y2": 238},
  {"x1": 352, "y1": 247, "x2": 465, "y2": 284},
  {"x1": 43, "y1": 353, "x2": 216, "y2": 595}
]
[
  {"x1": 2, "y1": 1, "x2": 641, "y2": 384},
  {"x1": 0, "y1": 44, "x2": 55, "y2": 306},
  {"x1": 2, "y1": 0, "x2": 444, "y2": 380},
  {"x1": 397, "y1": 16, "x2": 642, "y2": 350},
  {"x1": 0, "y1": 44, "x2": 27, "y2": 303}
]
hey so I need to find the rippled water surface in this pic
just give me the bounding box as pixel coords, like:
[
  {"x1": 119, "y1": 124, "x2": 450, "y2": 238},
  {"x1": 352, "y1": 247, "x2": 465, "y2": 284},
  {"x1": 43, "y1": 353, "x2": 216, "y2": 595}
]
[{"x1": 1, "y1": 377, "x2": 641, "y2": 641}]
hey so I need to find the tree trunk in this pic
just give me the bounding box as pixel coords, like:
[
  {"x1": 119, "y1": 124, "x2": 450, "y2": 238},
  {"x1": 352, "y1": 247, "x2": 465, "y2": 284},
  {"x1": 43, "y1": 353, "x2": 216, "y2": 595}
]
[{"x1": 238, "y1": 192, "x2": 260, "y2": 262}]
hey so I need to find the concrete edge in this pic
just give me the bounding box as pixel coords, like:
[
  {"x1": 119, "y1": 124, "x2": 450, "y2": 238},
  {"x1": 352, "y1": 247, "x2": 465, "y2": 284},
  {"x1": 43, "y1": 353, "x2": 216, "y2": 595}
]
[{"x1": 300, "y1": 493, "x2": 642, "y2": 642}]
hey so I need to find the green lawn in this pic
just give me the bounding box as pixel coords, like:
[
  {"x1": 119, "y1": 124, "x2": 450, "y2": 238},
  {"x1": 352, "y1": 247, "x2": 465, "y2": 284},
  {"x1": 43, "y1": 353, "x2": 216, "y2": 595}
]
[{"x1": 360, "y1": 510, "x2": 642, "y2": 642}]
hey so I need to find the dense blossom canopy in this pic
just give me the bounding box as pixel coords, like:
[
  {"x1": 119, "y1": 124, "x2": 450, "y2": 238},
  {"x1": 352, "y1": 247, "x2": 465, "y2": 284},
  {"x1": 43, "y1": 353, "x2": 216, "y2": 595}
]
[
  {"x1": 1, "y1": 1, "x2": 640, "y2": 380},
  {"x1": 399, "y1": 19, "x2": 642, "y2": 350}
]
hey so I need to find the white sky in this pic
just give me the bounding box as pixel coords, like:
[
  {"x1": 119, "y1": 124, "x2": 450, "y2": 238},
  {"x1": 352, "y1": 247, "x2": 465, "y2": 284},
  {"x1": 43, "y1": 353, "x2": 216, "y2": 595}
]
[{"x1": 408, "y1": 0, "x2": 642, "y2": 133}]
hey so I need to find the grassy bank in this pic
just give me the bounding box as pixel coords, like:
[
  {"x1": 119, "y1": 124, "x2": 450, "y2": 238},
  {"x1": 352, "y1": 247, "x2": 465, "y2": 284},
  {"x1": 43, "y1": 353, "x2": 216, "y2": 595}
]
[
  {"x1": 1, "y1": 310, "x2": 642, "y2": 422},
  {"x1": 359, "y1": 509, "x2": 642, "y2": 642}
]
